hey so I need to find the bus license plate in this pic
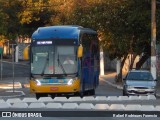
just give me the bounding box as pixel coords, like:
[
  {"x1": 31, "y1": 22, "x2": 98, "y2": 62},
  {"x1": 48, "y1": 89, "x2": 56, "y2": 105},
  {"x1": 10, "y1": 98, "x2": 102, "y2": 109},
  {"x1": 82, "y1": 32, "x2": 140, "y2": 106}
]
[{"x1": 50, "y1": 87, "x2": 58, "y2": 91}]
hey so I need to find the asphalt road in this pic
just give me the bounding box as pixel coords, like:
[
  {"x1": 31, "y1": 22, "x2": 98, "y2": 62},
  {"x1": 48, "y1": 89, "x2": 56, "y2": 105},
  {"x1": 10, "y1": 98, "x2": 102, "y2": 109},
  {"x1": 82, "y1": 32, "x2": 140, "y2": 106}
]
[
  {"x1": 0, "y1": 61, "x2": 30, "y2": 78},
  {"x1": 96, "y1": 80, "x2": 123, "y2": 96}
]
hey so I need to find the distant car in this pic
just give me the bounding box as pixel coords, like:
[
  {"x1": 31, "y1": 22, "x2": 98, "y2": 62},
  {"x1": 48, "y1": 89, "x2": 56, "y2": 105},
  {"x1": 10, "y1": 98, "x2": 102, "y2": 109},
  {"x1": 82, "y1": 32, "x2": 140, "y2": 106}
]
[{"x1": 123, "y1": 70, "x2": 157, "y2": 96}]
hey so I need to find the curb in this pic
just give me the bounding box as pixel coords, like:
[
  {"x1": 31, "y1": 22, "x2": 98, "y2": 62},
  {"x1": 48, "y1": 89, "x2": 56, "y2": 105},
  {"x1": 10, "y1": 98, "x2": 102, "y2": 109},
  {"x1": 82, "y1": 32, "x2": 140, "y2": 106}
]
[
  {"x1": 100, "y1": 76, "x2": 160, "y2": 97},
  {"x1": 100, "y1": 77, "x2": 123, "y2": 90}
]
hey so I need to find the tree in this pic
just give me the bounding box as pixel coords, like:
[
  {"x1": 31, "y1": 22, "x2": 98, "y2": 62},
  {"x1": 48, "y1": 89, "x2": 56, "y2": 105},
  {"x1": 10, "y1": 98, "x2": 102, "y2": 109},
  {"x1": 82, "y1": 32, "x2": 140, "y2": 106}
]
[
  {"x1": 0, "y1": 0, "x2": 56, "y2": 40},
  {"x1": 18, "y1": 0, "x2": 55, "y2": 36},
  {"x1": 0, "y1": 0, "x2": 159, "y2": 78},
  {"x1": 68, "y1": 0, "x2": 154, "y2": 82}
]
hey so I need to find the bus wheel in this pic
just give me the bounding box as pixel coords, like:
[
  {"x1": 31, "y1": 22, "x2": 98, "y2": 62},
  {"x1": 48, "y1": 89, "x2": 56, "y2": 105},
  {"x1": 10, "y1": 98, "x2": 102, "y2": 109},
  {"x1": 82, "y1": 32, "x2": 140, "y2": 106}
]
[
  {"x1": 74, "y1": 92, "x2": 79, "y2": 96},
  {"x1": 36, "y1": 93, "x2": 41, "y2": 100},
  {"x1": 51, "y1": 94, "x2": 56, "y2": 99},
  {"x1": 66, "y1": 95, "x2": 70, "y2": 99},
  {"x1": 84, "y1": 90, "x2": 90, "y2": 96},
  {"x1": 89, "y1": 89, "x2": 95, "y2": 95},
  {"x1": 80, "y1": 92, "x2": 84, "y2": 98},
  {"x1": 91, "y1": 89, "x2": 95, "y2": 95},
  {"x1": 36, "y1": 93, "x2": 47, "y2": 99}
]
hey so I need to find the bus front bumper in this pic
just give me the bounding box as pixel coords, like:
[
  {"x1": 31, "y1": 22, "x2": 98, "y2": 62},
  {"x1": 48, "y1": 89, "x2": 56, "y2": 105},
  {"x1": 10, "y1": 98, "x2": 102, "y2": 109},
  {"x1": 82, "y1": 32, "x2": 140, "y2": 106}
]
[{"x1": 30, "y1": 79, "x2": 80, "y2": 93}]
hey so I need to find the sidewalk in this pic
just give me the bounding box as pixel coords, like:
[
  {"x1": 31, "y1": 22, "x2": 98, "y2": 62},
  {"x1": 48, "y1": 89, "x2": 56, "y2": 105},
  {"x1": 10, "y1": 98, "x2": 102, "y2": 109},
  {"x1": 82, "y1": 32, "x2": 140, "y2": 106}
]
[
  {"x1": 0, "y1": 58, "x2": 29, "y2": 97},
  {"x1": 0, "y1": 77, "x2": 27, "y2": 98},
  {"x1": 100, "y1": 72, "x2": 160, "y2": 97},
  {"x1": 0, "y1": 90, "x2": 25, "y2": 98}
]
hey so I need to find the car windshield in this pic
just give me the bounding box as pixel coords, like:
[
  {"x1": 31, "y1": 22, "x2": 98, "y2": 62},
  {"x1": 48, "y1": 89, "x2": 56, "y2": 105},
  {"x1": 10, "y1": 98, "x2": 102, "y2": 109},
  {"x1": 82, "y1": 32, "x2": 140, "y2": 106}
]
[{"x1": 126, "y1": 72, "x2": 154, "y2": 81}]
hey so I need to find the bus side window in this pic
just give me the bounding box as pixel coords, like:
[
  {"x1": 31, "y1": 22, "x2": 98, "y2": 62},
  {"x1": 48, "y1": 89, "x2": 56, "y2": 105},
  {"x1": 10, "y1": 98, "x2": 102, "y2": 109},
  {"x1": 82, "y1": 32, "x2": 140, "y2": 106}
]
[
  {"x1": 82, "y1": 34, "x2": 91, "y2": 55},
  {"x1": 82, "y1": 34, "x2": 91, "y2": 66}
]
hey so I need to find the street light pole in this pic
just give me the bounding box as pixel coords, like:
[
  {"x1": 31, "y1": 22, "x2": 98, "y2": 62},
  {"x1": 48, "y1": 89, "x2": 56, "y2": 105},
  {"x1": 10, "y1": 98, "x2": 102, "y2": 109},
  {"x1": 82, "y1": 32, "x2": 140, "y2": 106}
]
[
  {"x1": 11, "y1": 44, "x2": 16, "y2": 93},
  {"x1": 151, "y1": 0, "x2": 157, "y2": 80}
]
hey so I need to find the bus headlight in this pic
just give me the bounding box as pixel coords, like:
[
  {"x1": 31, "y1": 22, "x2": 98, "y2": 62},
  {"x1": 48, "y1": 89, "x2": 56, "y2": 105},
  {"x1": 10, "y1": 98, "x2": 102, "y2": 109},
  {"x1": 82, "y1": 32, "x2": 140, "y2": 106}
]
[
  {"x1": 36, "y1": 80, "x2": 41, "y2": 86},
  {"x1": 67, "y1": 79, "x2": 73, "y2": 85}
]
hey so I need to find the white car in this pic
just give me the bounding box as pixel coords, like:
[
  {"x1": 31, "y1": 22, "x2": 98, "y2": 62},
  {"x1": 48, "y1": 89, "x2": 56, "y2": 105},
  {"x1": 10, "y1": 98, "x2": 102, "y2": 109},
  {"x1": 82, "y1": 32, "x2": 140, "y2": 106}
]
[{"x1": 123, "y1": 70, "x2": 157, "y2": 96}]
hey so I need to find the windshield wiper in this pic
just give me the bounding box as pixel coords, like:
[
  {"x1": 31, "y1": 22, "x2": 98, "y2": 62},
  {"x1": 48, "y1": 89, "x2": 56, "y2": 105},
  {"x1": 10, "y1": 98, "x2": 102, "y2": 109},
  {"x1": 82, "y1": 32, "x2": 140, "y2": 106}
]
[
  {"x1": 57, "y1": 53, "x2": 67, "y2": 76},
  {"x1": 41, "y1": 52, "x2": 49, "y2": 76}
]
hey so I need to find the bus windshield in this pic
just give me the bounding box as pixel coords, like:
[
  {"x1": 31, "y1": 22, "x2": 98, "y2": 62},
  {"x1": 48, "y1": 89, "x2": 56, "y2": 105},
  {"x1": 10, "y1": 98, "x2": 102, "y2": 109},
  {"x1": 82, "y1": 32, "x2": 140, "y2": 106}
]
[
  {"x1": 31, "y1": 45, "x2": 77, "y2": 75},
  {"x1": 55, "y1": 46, "x2": 77, "y2": 75},
  {"x1": 31, "y1": 46, "x2": 54, "y2": 75}
]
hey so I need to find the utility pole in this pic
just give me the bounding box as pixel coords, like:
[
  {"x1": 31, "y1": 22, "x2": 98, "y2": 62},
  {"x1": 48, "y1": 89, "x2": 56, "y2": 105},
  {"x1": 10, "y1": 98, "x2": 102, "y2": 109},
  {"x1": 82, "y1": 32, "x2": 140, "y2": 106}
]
[
  {"x1": 11, "y1": 44, "x2": 16, "y2": 93},
  {"x1": 151, "y1": 0, "x2": 157, "y2": 80},
  {"x1": 0, "y1": 47, "x2": 3, "y2": 81},
  {"x1": 100, "y1": 47, "x2": 104, "y2": 75}
]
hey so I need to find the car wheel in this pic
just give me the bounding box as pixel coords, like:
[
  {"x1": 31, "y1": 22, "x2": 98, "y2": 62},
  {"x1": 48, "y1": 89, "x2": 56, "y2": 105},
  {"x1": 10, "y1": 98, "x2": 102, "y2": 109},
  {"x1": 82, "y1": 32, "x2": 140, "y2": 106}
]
[
  {"x1": 154, "y1": 92, "x2": 157, "y2": 98},
  {"x1": 123, "y1": 90, "x2": 127, "y2": 96}
]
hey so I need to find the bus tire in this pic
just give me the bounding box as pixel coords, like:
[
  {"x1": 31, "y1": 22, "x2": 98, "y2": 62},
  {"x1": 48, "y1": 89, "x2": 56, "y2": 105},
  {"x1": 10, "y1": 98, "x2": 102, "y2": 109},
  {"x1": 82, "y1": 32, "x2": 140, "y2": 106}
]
[
  {"x1": 36, "y1": 93, "x2": 41, "y2": 99},
  {"x1": 80, "y1": 92, "x2": 84, "y2": 98},
  {"x1": 74, "y1": 92, "x2": 79, "y2": 96},
  {"x1": 51, "y1": 94, "x2": 56, "y2": 99},
  {"x1": 123, "y1": 90, "x2": 127, "y2": 96},
  {"x1": 89, "y1": 89, "x2": 95, "y2": 95},
  {"x1": 80, "y1": 79, "x2": 85, "y2": 98},
  {"x1": 36, "y1": 93, "x2": 47, "y2": 99},
  {"x1": 91, "y1": 89, "x2": 95, "y2": 95}
]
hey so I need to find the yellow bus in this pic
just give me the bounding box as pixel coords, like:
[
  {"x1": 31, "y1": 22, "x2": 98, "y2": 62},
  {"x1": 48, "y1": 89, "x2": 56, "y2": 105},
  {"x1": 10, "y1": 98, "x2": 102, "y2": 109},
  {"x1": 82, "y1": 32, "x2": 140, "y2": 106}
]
[{"x1": 25, "y1": 26, "x2": 100, "y2": 99}]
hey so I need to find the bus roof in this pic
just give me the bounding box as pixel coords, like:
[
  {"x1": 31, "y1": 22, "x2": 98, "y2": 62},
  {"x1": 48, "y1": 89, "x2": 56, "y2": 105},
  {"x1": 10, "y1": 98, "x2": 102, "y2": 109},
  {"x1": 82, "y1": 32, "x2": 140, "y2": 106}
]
[{"x1": 32, "y1": 25, "x2": 97, "y2": 40}]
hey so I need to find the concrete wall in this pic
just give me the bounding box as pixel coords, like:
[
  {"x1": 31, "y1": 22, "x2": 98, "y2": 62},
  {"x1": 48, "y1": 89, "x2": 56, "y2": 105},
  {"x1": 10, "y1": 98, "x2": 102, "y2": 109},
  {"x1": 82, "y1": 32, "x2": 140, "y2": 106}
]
[{"x1": 104, "y1": 54, "x2": 116, "y2": 71}]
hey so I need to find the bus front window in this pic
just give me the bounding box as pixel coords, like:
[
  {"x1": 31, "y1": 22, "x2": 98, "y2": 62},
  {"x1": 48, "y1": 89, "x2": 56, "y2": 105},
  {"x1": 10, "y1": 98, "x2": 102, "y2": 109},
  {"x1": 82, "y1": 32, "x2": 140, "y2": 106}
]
[
  {"x1": 55, "y1": 46, "x2": 77, "y2": 75},
  {"x1": 31, "y1": 46, "x2": 54, "y2": 75}
]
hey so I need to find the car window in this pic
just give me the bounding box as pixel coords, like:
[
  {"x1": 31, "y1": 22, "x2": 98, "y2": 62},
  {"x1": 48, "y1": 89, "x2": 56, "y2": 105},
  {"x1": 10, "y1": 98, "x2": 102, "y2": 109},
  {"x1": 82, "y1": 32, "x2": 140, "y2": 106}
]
[{"x1": 127, "y1": 72, "x2": 154, "y2": 80}]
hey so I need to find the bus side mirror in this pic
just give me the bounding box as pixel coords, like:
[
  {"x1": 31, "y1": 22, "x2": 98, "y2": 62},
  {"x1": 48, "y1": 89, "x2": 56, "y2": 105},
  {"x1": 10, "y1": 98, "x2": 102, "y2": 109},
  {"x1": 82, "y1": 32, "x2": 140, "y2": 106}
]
[
  {"x1": 78, "y1": 44, "x2": 83, "y2": 58},
  {"x1": 23, "y1": 45, "x2": 30, "y2": 60}
]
